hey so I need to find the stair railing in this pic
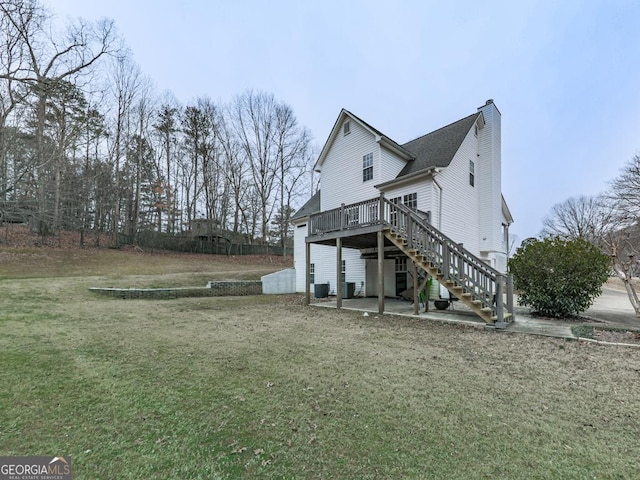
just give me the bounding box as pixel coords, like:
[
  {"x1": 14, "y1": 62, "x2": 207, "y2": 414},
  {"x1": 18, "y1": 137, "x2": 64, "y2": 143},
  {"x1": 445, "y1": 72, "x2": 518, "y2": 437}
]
[
  {"x1": 307, "y1": 195, "x2": 513, "y2": 324},
  {"x1": 381, "y1": 197, "x2": 512, "y2": 323}
]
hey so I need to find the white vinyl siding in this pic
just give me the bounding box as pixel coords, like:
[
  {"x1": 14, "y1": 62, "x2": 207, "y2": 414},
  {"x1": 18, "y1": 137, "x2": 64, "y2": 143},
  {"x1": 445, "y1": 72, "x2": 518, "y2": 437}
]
[
  {"x1": 293, "y1": 221, "x2": 309, "y2": 292},
  {"x1": 293, "y1": 222, "x2": 366, "y2": 294},
  {"x1": 379, "y1": 146, "x2": 408, "y2": 184},
  {"x1": 385, "y1": 181, "x2": 432, "y2": 217},
  {"x1": 435, "y1": 128, "x2": 481, "y2": 256},
  {"x1": 477, "y1": 102, "x2": 503, "y2": 255},
  {"x1": 320, "y1": 119, "x2": 381, "y2": 211}
]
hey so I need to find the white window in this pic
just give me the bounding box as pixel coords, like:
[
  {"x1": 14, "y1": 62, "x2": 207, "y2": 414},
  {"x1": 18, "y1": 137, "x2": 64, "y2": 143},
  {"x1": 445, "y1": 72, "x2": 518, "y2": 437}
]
[
  {"x1": 395, "y1": 257, "x2": 407, "y2": 273},
  {"x1": 403, "y1": 193, "x2": 417, "y2": 210},
  {"x1": 469, "y1": 160, "x2": 475, "y2": 187},
  {"x1": 343, "y1": 121, "x2": 351, "y2": 135},
  {"x1": 341, "y1": 260, "x2": 346, "y2": 283},
  {"x1": 363, "y1": 153, "x2": 373, "y2": 182},
  {"x1": 309, "y1": 263, "x2": 315, "y2": 284}
]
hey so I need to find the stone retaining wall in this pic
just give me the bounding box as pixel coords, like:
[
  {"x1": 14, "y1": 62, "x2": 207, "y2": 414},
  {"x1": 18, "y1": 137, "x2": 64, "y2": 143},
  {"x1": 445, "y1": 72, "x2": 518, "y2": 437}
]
[{"x1": 90, "y1": 281, "x2": 263, "y2": 299}]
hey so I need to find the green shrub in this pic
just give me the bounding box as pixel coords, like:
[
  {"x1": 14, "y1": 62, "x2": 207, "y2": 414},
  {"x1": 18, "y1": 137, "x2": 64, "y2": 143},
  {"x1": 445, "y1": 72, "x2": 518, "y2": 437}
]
[{"x1": 509, "y1": 237, "x2": 610, "y2": 317}]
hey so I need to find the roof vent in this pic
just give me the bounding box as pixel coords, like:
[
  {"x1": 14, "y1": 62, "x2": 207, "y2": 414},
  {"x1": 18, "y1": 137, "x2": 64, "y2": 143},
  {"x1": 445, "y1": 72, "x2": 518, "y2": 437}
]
[{"x1": 485, "y1": 99, "x2": 494, "y2": 105}]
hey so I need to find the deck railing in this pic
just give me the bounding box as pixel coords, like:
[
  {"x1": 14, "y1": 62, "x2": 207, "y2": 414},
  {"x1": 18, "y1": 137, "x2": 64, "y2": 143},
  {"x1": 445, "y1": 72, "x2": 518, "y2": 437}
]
[
  {"x1": 309, "y1": 197, "x2": 381, "y2": 235},
  {"x1": 308, "y1": 195, "x2": 513, "y2": 324}
]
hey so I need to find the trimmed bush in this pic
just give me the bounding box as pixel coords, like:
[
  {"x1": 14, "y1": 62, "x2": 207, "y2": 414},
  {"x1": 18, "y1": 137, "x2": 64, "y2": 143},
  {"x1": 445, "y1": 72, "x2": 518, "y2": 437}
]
[{"x1": 509, "y1": 237, "x2": 610, "y2": 317}]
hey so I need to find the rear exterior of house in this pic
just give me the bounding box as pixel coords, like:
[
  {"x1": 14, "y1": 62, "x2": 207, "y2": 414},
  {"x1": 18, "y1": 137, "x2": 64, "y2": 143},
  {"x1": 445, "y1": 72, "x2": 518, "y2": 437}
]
[{"x1": 293, "y1": 100, "x2": 513, "y2": 300}]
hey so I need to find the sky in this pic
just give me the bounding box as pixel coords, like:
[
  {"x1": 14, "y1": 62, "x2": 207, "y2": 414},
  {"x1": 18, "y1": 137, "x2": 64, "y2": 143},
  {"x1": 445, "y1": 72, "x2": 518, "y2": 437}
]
[{"x1": 48, "y1": 0, "x2": 640, "y2": 242}]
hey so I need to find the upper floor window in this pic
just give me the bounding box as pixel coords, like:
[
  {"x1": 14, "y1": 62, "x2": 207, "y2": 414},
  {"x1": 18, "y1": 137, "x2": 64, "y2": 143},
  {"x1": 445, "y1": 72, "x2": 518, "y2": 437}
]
[
  {"x1": 343, "y1": 121, "x2": 351, "y2": 135},
  {"x1": 474, "y1": 124, "x2": 478, "y2": 137},
  {"x1": 469, "y1": 160, "x2": 475, "y2": 187},
  {"x1": 403, "y1": 192, "x2": 417, "y2": 210},
  {"x1": 363, "y1": 153, "x2": 373, "y2": 182}
]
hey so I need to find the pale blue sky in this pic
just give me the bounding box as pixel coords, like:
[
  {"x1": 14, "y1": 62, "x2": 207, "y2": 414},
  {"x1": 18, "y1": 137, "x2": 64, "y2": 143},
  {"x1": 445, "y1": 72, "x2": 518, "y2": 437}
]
[{"x1": 49, "y1": 0, "x2": 640, "y2": 241}]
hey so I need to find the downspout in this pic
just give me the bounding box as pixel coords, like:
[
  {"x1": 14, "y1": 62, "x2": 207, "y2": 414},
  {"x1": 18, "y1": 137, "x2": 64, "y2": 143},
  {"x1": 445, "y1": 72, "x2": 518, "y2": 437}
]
[{"x1": 432, "y1": 172, "x2": 443, "y2": 230}]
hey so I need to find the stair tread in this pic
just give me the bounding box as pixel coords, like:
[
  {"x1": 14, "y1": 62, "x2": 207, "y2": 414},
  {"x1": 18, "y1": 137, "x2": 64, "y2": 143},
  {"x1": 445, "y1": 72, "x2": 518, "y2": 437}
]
[{"x1": 384, "y1": 221, "x2": 512, "y2": 327}]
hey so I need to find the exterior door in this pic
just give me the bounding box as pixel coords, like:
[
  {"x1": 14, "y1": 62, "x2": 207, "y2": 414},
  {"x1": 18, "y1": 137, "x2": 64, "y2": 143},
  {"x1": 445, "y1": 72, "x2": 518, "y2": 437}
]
[{"x1": 395, "y1": 257, "x2": 407, "y2": 295}]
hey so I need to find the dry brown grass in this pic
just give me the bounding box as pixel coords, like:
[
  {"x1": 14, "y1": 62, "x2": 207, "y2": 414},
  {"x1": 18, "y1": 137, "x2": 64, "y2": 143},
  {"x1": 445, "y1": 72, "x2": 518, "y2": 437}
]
[
  {"x1": 1, "y1": 247, "x2": 640, "y2": 478},
  {"x1": 0, "y1": 245, "x2": 291, "y2": 284}
]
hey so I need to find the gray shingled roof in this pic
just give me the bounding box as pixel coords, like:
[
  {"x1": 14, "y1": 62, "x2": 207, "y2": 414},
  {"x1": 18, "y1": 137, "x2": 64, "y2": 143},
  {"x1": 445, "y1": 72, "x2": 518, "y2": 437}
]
[
  {"x1": 291, "y1": 190, "x2": 320, "y2": 220},
  {"x1": 398, "y1": 112, "x2": 481, "y2": 177}
]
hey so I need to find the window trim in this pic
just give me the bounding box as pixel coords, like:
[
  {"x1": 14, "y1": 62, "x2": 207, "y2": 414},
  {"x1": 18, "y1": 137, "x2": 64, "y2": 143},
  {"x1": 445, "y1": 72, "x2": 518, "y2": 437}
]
[
  {"x1": 469, "y1": 160, "x2": 475, "y2": 187},
  {"x1": 403, "y1": 192, "x2": 417, "y2": 211},
  {"x1": 362, "y1": 152, "x2": 374, "y2": 182}
]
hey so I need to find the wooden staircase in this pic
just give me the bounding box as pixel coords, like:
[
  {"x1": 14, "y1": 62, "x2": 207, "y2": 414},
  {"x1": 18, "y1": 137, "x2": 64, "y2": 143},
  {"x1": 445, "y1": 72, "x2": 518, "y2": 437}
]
[
  {"x1": 382, "y1": 199, "x2": 514, "y2": 328},
  {"x1": 307, "y1": 195, "x2": 515, "y2": 328}
]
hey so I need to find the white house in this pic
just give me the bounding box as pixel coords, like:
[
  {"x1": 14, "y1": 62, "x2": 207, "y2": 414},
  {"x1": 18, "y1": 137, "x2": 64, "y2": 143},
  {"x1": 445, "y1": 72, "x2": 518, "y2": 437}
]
[{"x1": 292, "y1": 100, "x2": 514, "y2": 325}]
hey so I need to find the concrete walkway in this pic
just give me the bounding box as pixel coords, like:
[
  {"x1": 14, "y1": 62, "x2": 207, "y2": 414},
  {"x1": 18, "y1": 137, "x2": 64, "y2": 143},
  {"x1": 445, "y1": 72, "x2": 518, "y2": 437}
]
[{"x1": 312, "y1": 287, "x2": 638, "y2": 340}]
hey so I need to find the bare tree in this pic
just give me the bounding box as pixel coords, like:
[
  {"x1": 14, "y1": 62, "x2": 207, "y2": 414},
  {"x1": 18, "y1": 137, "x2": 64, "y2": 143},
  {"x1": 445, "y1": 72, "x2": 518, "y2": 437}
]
[
  {"x1": 0, "y1": 0, "x2": 27, "y2": 201},
  {"x1": 230, "y1": 90, "x2": 280, "y2": 243},
  {"x1": 229, "y1": 90, "x2": 312, "y2": 245},
  {"x1": 541, "y1": 195, "x2": 608, "y2": 243},
  {"x1": 0, "y1": 0, "x2": 117, "y2": 234},
  {"x1": 610, "y1": 154, "x2": 640, "y2": 222},
  {"x1": 217, "y1": 111, "x2": 250, "y2": 236},
  {"x1": 105, "y1": 54, "x2": 141, "y2": 241},
  {"x1": 153, "y1": 96, "x2": 180, "y2": 233},
  {"x1": 273, "y1": 103, "x2": 312, "y2": 253},
  {"x1": 607, "y1": 154, "x2": 640, "y2": 316},
  {"x1": 542, "y1": 193, "x2": 639, "y2": 317}
]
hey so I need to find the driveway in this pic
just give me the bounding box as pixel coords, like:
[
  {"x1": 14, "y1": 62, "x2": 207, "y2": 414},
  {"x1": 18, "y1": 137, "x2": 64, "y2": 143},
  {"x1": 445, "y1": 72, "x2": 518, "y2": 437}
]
[{"x1": 584, "y1": 287, "x2": 639, "y2": 328}]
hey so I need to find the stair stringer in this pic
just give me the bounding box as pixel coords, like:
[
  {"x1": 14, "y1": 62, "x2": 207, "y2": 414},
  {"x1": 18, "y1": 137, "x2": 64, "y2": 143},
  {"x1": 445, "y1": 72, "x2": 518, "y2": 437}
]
[{"x1": 384, "y1": 228, "x2": 510, "y2": 324}]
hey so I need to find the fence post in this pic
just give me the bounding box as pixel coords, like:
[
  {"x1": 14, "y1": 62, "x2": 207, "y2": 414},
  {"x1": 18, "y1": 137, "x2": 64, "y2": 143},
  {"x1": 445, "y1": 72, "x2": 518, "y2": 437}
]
[
  {"x1": 340, "y1": 203, "x2": 345, "y2": 230},
  {"x1": 379, "y1": 193, "x2": 385, "y2": 226}
]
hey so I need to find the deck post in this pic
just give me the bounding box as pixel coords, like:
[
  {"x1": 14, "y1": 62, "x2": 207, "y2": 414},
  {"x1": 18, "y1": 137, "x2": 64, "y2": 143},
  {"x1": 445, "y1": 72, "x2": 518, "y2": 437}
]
[
  {"x1": 413, "y1": 260, "x2": 419, "y2": 315},
  {"x1": 506, "y1": 274, "x2": 515, "y2": 321},
  {"x1": 336, "y1": 237, "x2": 342, "y2": 309},
  {"x1": 494, "y1": 277, "x2": 505, "y2": 329},
  {"x1": 377, "y1": 230, "x2": 385, "y2": 314},
  {"x1": 442, "y1": 245, "x2": 450, "y2": 280},
  {"x1": 305, "y1": 241, "x2": 311, "y2": 305}
]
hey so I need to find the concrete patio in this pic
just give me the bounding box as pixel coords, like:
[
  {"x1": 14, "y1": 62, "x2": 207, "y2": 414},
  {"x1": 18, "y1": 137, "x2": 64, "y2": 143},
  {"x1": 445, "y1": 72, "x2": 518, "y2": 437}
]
[{"x1": 311, "y1": 287, "x2": 638, "y2": 340}]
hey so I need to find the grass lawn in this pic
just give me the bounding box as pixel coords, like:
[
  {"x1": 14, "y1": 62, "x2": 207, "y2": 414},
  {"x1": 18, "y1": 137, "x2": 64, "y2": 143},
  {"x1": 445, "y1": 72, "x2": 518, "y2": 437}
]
[{"x1": 1, "y1": 247, "x2": 639, "y2": 479}]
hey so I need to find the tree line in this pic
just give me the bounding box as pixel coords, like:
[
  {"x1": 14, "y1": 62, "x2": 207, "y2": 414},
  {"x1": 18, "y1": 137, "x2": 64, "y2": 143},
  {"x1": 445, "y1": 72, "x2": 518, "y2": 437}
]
[{"x1": 0, "y1": 0, "x2": 314, "y2": 249}]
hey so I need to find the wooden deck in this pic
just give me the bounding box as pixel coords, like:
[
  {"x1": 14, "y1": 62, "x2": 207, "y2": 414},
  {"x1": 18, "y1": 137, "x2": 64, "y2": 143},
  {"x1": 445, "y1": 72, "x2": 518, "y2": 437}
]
[{"x1": 304, "y1": 195, "x2": 515, "y2": 327}]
